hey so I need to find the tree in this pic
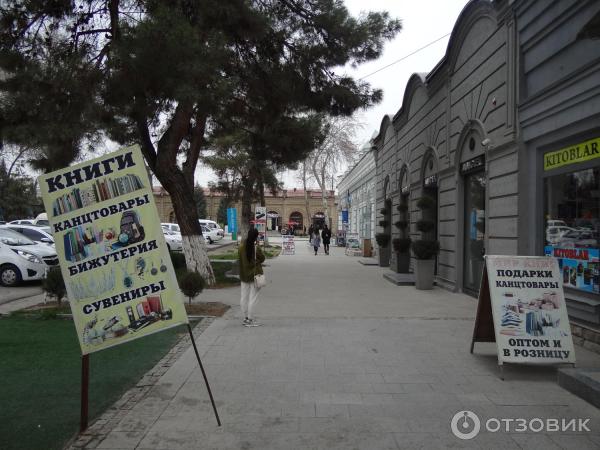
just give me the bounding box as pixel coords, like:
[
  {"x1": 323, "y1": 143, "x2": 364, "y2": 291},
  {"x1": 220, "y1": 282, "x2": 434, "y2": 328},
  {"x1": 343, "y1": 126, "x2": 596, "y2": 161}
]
[
  {"x1": 1, "y1": 1, "x2": 401, "y2": 283},
  {"x1": 216, "y1": 197, "x2": 229, "y2": 227},
  {"x1": 0, "y1": 155, "x2": 42, "y2": 221},
  {"x1": 193, "y1": 184, "x2": 207, "y2": 220},
  {"x1": 307, "y1": 115, "x2": 362, "y2": 225}
]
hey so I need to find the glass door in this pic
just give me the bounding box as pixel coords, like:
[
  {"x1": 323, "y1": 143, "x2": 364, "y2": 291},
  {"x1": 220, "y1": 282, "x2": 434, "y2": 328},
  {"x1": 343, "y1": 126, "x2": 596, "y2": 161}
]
[{"x1": 463, "y1": 172, "x2": 486, "y2": 294}]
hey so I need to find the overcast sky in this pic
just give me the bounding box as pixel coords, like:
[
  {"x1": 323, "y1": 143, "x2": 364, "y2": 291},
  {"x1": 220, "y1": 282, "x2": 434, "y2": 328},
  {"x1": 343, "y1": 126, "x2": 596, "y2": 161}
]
[{"x1": 196, "y1": 0, "x2": 471, "y2": 189}]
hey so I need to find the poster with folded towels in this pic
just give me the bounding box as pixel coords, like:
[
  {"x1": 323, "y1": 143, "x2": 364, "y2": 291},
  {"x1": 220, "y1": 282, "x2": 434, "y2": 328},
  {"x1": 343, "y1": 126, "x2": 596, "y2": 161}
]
[{"x1": 471, "y1": 255, "x2": 575, "y2": 365}]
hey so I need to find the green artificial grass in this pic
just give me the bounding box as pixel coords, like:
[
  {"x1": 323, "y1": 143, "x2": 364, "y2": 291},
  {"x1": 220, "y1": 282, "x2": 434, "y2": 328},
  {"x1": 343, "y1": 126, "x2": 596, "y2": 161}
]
[{"x1": 0, "y1": 315, "x2": 189, "y2": 450}]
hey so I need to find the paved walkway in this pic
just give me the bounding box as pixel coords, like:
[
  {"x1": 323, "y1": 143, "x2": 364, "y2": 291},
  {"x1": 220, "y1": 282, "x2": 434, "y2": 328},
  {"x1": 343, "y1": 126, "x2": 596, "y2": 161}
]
[{"x1": 78, "y1": 238, "x2": 600, "y2": 449}]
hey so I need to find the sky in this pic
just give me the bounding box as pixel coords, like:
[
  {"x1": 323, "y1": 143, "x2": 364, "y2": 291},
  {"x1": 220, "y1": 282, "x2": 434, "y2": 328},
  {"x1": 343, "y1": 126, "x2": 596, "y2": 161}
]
[
  {"x1": 21, "y1": 1, "x2": 471, "y2": 190},
  {"x1": 196, "y1": 0, "x2": 472, "y2": 189}
]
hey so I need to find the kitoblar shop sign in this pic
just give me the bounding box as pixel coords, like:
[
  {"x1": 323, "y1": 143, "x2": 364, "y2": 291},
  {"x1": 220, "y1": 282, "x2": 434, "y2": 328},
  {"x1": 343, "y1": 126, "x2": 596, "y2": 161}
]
[
  {"x1": 472, "y1": 255, "x2": 576, "y2": 365},
  {"x1": 39, "y1": 145, "x2": 189, "y2": 355}
]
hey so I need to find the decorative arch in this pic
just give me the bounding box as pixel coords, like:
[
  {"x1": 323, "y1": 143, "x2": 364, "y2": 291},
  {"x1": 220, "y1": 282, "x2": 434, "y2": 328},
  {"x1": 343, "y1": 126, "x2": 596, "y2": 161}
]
[
  {"x1": 398, "y1": 163, "x2": 411, "y2": 194},
  {"x1": 445, "y1": 0, "x2": 496, "y2": 73},
  {"x1": 420, "y1": 147, "x2": 440, "y2": 188},
  {"x1": 288, "y1": 211, "x2": 303, "y2": 230},
  {"x1": 454, "y1": 119, "x2": 488, "y2": 168},
  {"x1": 383, "y1": 174, "x2": 391, "y2": 200},
  {"x1": 267, "y1": 209, "x2": 281, "y2": 231}
]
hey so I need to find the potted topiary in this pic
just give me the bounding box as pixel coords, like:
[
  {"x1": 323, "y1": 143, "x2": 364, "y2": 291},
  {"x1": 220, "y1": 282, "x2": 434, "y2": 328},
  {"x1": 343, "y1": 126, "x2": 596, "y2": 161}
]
[
  {"x1": 392, "y1": 237, "x2": 411, "y2": 272},
  {"x1": 413, "y1": 195, "x2": 439, "y2": 289},
  {"x1": 375, "y1": 232, "x2": 391, "y2": 267},
  {"x1": 376, "y1": 200, "x2": 392, "y2": 267}
]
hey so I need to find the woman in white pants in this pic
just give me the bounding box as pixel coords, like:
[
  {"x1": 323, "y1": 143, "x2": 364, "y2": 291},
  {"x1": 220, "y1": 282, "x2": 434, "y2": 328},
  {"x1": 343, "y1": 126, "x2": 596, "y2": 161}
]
[{"x1": 238, "y1": 228, "x2": 265, "y2": 326}]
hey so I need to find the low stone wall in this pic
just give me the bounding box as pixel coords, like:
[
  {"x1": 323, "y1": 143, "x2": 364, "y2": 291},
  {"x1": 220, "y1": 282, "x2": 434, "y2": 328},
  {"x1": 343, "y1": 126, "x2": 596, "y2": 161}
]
[{"x1": 571, "y1": 323, "x2": 600, "y2": 355}]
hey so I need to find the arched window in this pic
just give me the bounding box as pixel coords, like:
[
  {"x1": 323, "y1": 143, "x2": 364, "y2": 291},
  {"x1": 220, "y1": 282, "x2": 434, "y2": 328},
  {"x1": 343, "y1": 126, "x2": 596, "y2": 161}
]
[
  {"x1": 267, "y1": 210, "x2": 281, "y2": 231},
  {"x1": 289, "y1": 211, "x2": 303, "y2": 230}
]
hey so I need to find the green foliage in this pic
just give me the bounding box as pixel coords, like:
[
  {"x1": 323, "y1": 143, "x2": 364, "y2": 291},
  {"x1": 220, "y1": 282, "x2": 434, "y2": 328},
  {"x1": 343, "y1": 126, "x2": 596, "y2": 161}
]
[
  {"x1": 416, "y1": 196, "x2": 436, "y2": 211},
  {"x1": 217, "y1": 197, "x2": 230, "y2": 225},
  {"x1": 392, "y1": 237, "x2": 411, "y2": 253},
  {"x1": 416, "y1": 220, "x2": 435, "y2": 233},
  {"x1": 0, "y1": 160, "x2": 42, "y2": 221},
  {"x1": 1, "y1": 1, "x2": 401, "y2": 281},
  {"x1": 397, "y1": 203, "x2": 409, "y2": 212},
  {"x1": 375, "y1": 232, "x2": 390, "y2": 248},
  {"x1": 42, "y1": 267, "x2": 66, "y2": 306},
  {"x1": 193, "y1": 185, "x2": 207, "y2": 219},
  {"x1": 412, "y1": 240, "x2": 440, "y2": 260},
  {"x1": 394, "y1": 220, "x2": 408, "y2": 230},
  {"x1": 169, "y1": 251, "x2": 187, "y2": 271},
  {"x1": 177, "y1": 270, "x2": 205, "y2": 305}
]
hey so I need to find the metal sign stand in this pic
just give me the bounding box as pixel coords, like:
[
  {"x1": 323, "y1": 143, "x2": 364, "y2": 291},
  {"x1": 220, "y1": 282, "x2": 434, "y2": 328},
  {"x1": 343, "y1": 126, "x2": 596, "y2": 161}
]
[
  {"x1": 79, "y1": 325, "x2": 221, "y2": 432},
  {"x1": 187, "y1": 324, "x2": 221, "y2": 426}
]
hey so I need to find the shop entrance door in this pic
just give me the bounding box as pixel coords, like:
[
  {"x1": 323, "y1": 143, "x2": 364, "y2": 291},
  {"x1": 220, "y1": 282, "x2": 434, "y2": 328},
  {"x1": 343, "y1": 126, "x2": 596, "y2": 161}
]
[{"x1": 463, "y1": 172, "x2": 486, "y2": 295}]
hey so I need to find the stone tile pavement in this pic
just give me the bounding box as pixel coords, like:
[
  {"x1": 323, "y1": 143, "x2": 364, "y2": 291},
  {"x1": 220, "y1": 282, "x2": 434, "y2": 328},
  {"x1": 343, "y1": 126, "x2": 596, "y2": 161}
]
[{"x1": 68, "y1": 238, "x2": 600, "y2": 449}]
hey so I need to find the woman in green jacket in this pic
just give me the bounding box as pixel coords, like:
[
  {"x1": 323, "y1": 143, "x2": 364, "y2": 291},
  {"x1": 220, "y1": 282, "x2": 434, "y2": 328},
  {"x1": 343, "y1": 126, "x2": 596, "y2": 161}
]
[{"x1": 238, "y1": 228, "x2": 265, "y2": 327}]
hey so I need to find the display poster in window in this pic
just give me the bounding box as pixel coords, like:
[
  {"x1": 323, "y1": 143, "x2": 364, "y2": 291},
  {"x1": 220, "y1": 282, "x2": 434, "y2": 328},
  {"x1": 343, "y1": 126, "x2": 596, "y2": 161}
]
[
  {"x1": 346, "y1": 232, "x2": 360, "y2": 249},
  {"x1": 254, "y1": 206, "x2": 266, "y2": 242},
  {"x1": 282, "y1": 235, "x2": 295, "y2": 255},
  {"x1": 472, "y1": 255, "x2": 576, "y2": 365},
  {"x1": 38, "y1": 146, "x2": 189, "y2": 355},
  {"x1": 544, "y1": 247, "x2": 600, "y2": 294}
]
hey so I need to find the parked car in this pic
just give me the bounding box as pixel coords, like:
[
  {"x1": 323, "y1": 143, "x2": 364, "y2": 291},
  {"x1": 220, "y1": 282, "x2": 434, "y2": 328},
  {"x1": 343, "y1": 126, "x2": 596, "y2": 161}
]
[
  {"x1": 8, "y1": 219, "x2": 35, "y2": 225},
  {"x1": 161, "y1": 222, "x2": 181, "y2": 234},
  {"x1": 6, "y1": 224, "x2": 55, "y2": 247},
  {"x1": 163, "y1": 229, "x2": 183, "y2": 252},
  {"x1": 0, "y1": 226, "x2": 59, "y2": 286},
  {"x1": 546, "y1": 226, "x2": 574, "y2": 245},
  {"x1": 546, "y1": 219, "x2": 567, "y2": 228},
  {"x1": 199, "y1": 220, "x2": 224, "y2": 237},
  {"x1": 202, "y1": 225, "x2": 223, "y2": 244},
  {"x1": 34, "y1": 212, "x2": 49, "y2": 226},
  {"x1": 558, "y1": 229, "x2": 599, "y2": 248}
]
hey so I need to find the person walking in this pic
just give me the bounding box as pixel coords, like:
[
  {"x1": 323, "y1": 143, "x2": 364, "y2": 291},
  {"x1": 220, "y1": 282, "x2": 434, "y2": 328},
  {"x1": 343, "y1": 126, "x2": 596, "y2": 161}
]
[
  {"x1": 308, "y1": 224, "x2": 314, "y2": 244},
  {"x1": 312, "y1": 229, "x2": 321, "y2": 255},
  {"x1": 238, "y1": 228, "x2": 265, "y2": 327},
  {"x1": 321, "y1": 224, "x2": 331, "y2": 255}
]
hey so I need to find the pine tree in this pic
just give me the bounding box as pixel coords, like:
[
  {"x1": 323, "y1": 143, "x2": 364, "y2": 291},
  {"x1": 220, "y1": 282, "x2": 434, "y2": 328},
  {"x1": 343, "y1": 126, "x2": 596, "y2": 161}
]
[
  {"x1": 193, "y1": 184, "x2": 207, "y2": 220},
  {"x1": 1, "y1": 1, "x2": 402, "y2": 282}
]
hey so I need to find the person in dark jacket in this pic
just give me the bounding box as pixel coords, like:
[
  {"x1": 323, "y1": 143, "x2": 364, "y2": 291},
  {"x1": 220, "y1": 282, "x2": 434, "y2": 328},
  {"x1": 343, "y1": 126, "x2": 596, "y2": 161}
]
[
  {"x1": 321, "y1": 224, "x2": 332, "y2": 255},
  {"x1": 238, "y1": 227, "x2": 265, "y2": 327}
]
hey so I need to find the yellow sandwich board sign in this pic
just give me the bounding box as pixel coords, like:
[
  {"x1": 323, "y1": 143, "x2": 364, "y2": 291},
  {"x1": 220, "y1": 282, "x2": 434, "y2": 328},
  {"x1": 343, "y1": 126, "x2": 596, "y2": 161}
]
[{"x1": 39, "y1": 145, "x2": 189, "y2": 355}]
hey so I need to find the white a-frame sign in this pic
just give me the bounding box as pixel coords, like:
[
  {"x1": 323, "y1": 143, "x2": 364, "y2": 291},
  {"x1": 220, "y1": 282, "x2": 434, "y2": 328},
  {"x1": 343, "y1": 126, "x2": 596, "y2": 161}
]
[{"x1": 471, "y1": 255, "x2": 576, "y2": 376}]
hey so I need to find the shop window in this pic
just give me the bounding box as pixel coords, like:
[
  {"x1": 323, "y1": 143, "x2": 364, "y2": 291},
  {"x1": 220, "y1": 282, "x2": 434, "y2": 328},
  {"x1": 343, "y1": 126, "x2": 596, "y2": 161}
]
[{"x1": 544, "y1": 168, "x2": 600, "y2": 294}]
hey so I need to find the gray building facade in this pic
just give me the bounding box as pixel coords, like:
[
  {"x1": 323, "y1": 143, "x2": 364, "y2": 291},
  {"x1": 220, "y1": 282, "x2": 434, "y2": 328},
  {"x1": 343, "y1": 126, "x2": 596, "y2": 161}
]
[
  {"x1": 372, "y1": 0, "x2": 600, "y2": 324},
  {"x1": 373, "y1": 0, "x2": 519, "y2": 296},
  {"x1": 516, "y1": 0, "x2": 600, "y2": 323}
]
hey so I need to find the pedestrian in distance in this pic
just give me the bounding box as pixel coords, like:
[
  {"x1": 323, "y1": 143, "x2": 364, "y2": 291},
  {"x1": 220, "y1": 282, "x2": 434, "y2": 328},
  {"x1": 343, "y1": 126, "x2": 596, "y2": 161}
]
[
  {"x1": 321, "y1": 224, "x2": 331, "y2": 255},
  {"x1": 238, "y1": 227, "x2": 265, "y2": 327},
  {"x1": 312, "y1": 229, "x2": 321, "y2": 255},
  {"x1": 308, "y1": 224, "x2": 314, "y2": 244}
]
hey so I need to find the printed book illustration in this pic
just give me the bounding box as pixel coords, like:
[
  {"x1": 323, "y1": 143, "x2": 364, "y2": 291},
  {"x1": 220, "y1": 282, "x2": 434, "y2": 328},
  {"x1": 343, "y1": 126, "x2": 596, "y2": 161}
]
[{"x1": 52, "y1": 173, "x2": 144, "y2": 217}]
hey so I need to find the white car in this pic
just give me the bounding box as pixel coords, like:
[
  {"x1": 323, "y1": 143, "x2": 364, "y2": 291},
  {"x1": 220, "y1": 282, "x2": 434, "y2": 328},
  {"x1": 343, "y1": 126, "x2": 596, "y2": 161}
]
[
  {"x1": 8, "y1": 219, "x2": 35, "y2": 225},
  {"x1": 199, "y1": 220, "x2": 225, "y2": 237},
  {"x1": 0, "y1": 226, "x2": 59, "y2": 286},
  {"x1": 161, "y1": 222, "x2": 181, "y2": 234},
  {"x1": 6, "y1": 224, "x2": 55, "y2": 248},
  {"x1": 546, "y1": 226, "x2": 574, "y2": 245},
  {"x1": 163, "y1": 229, "x2": 183, "y2": 252},
  {"x1": 202, "y1": 225, "x2": 222, "y2": 244}
]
